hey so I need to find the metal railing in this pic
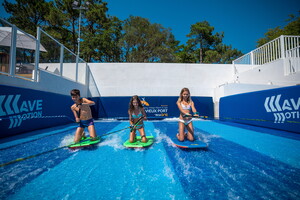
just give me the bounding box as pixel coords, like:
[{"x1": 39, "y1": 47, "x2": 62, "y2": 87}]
[
  {"x1": 285, "y1": 44, "x2": 300, "y2": 75},
  {"x1": 233, "y1": 35, "x2": 300, "y2": 75},
  {"x1": 38, "y1": 28, "x2": 88, "y2": 84},
  {"x1": 0, "y1": 18, "x2": 88, "y2": 84},
  {"x1": 0, "y1": 19, "x2": 39, "y2": 81}
]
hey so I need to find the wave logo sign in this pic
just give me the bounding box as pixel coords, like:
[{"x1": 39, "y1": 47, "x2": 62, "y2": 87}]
[
  {"x1": 264, "y1": 94, "x2": 300, "y2": 123},
  {"x1": 0, "y1": 95, "x2": 43, "y2": 129}
]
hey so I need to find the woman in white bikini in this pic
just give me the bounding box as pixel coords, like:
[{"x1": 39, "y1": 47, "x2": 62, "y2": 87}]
[
  {"x1": 128, "y1": 95, "x2": 148, "y2": 143},
  {"x1": 176, "y1": 88, "x2": 199, "y2": 141}
]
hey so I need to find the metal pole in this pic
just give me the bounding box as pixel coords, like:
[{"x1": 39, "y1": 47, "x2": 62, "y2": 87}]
[
  {"x1": 60, "y1": 44, "x2": 64, "y2": 77},
  {"x1": 280, "y1": 35, "x2": 285, "y2": 59},
  {"x1": 34, "y1": 27, "x2": 41, "y2": 82},
  {"x1": 77, "y1": 8, "x2": 81, "y2": 57},
  {"x1": 75, "y1": 9, "x2": 81, "y2": 82},
  {"x1": 9, "y1": 25, "x2": 17, "y2": 77}
]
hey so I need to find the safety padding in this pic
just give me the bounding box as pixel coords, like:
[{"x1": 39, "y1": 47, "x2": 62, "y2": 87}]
[
  {"x1": 0, "y1": 85, "x2": 74, "y2": 138},
  {"x1": 220, "y1": 85, "x2": 300, "y2": 133}
]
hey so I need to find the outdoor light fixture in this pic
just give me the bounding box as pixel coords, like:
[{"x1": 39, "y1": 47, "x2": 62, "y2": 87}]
[
  {"x1": 72, "y1": 0, "x2": 90, "y2": 81},
  {"x1": 72, "y1": 0, "x2": 90, "y2": 57}
]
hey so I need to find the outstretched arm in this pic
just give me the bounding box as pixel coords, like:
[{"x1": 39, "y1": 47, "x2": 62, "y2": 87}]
[
  {"x1": 82, "y1": 98, "x2": 95, "y2": 106},
  {"x1": 191, "y1": 101, "x2": 198, "y2": 116}
]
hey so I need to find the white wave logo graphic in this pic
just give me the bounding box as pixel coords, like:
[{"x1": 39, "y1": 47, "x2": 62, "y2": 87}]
[
  {"x1": 264, "y1": 94, "x2": 300, "y2": 123},
  {"x1": 0, "y1": 95, "x2": 43, "y2": 129}
]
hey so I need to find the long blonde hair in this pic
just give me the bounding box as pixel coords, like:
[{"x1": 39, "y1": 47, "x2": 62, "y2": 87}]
[{"x1": 177, "y1": 88, "x2": 193, "y2": 103}]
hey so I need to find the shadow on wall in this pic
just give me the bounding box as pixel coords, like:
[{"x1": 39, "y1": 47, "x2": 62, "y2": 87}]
[{"x1": 87, "y1": 67, "x2": 101, "y2": 98}]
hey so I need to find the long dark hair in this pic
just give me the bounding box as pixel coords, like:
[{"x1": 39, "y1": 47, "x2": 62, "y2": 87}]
[{"x1": 129, "y1": 95, "x2": 143, "y2": 113}]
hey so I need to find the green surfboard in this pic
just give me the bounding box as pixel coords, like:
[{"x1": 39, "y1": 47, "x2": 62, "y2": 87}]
[
  {"x1": 68, "y1": 137, "x2": 101, "y2": 149},
  {"x1": 123, "y1": 136, "x2": 154, "y2": 148}
]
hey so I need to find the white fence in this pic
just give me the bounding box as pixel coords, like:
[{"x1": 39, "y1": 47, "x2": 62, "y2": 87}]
[
  {"x1": 285, "y1": 44, "x2": 300, "y2": 75},
  {"x1": 233, "y1": 35, "x2": 300, "y2": 75}
]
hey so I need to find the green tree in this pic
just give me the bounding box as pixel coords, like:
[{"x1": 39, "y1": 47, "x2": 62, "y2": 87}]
[
  {"x1": 257, "y1": 11, "x2": 300, "y2": 47},
  {"x1": 3, "y1": 0, "x2": 79, "y2": 56},
  {"x1": 81, "y1": 4, "x2": 123, "y2": 62},
  {"x1": 175, "y1": 44, "x2": 198, "y2": 63},
  {"x1": 3, "y1": 0, "x2": 49, "y2": 35},
  {"x1": 46, "y1": 0, "x2": 122, "y2": 62},
  {"x1": 3, "y1": 0, "x2": 122, "y2": 62},
  {"x1": 186, "y1": 21, "x2": 223, "y2": 63},
  {"x1": 185, "y1": 21, "x2": 241, "y2": 64},
  {"x1": 44, "y1": 0, "x2": 79, "y2": 52},
  {"x1": 203, "y1": 44, "x2": 242, "y2": 64},
  {"x1": 120, "y1": 16, "x2": 179, "y2": 62},
  {"x1": 284, "y1": 13, "x2": 300, "y2": 35},
  {"x1": 3, "y1": 0, "x2": 243, "y2": 64}
]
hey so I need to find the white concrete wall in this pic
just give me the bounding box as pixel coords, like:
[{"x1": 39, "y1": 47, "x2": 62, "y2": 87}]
[
  {"x1": 213, "y1": 83, "x2": 282, "y2": 117},
  {"x1": 213, "y1": 59, "x2": 300, "y2": 103},
  {"x1": 216, "y1": 83, "x2": 281, "y2": 98},
  {"x1": 88, "y1": 63, "x2": 234, "y2": 97},
  {"x1": 212, "y1": 59, "x2": 300, "y2": 117},
  {"x1": 2, "y1": 57, "x2": 299, "y2": 118},
  {"x1": 39, "y1": 63, "x2": 87, "y2": 85},
  {"x1": 234, "y1": 59, "x2": 300, "y2": 86},
  {"x1": 88, "y1": 61, "x2": 300, "y2": 117}
]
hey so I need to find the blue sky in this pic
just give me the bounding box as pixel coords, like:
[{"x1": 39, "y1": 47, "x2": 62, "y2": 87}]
[
  {"x1": 1, "y1": 0, "x2": 299, "y2": 54},
  {"x1": 105, "y1": 0, "x2": 299, "y2": 53}
]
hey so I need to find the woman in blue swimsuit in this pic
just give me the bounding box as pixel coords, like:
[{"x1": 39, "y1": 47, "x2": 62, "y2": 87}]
[
  {"x1": 128, "y1": 95, "x2": 148, "y2": 143},
  {"x1": 176, "y1": 88, "x2": 199, "y2": 141}
]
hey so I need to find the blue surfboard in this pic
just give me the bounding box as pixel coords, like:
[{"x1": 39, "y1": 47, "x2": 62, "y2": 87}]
[{"x1": 171, "y1": 137, "x2": 208, "y2": 149}]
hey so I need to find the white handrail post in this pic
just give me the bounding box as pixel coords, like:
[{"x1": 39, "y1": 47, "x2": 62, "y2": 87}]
[
  {"x1": 280, "y1": 35, "x2": 285, "y2": 59},
  {"x1": 34, "y1": 27, "x2": 41, "y2": 82},
  {"x1": 75, "y1": 6, "x2": 82, "y2": 83},
  {"x1": 76, "y1": 56, "x2": 79, "y2": 82},
  {"x1": 60, "y1": 44, "x2": 64, "y2": 77},
  {"x1": 9, "y1": 25, "x2": 17, "y2": 77},
  {"x1": 85, "y1": 63, "x2": 89, "y2": 86}
]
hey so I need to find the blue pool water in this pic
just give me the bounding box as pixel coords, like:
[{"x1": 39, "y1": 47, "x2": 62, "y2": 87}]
[{"x1": 0, "y1": 120, "x2": 300, "y2": 200}]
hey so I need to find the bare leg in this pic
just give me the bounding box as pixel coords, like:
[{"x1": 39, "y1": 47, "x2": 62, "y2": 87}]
[
  {"x1": 88, "y1": 125, "x2": 97, "y2": 139},
  {"x1": 177, "y1": 122, "x2": 185, "y2": 141},
  {"x1": 186, "y1": 123, "x2": 194, "y2": 141},
  {"x1": 74, "y1": 127, "x2": 84, "y2": 143},
  {"x1": 129, "y1": 130, "x2": 136, "y2": 143},
  {"x1": 81, "y1": 131, "x2": 86, "y2": 139},
  {"x1": 139, "y1": 127, "x2": 147, "y2": 143}
]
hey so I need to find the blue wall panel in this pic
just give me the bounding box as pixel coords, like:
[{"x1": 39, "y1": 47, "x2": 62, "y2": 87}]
[
  {"x1": 0, "y1": 84, "x2": 214, "y2": 138},
  {"x1": 0, "y1": 85, "x2": 74, "y2": 138},
  {"x1": 93, "y1": 96, "x2": 214, "y2": 119},
  {"x1": 220, "y1": 85, "x2": 300, "y2": 133}
]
